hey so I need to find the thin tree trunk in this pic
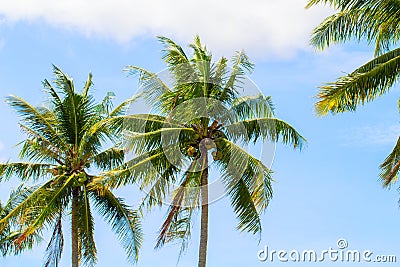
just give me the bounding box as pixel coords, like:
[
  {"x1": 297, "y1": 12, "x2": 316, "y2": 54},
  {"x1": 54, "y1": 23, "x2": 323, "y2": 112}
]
[
  {"x1": 198, "y1": 145, "x2": 209, "y2": 267},
  {"x1": 71, "y1": 188, "x2": 79, "y2": 267}
]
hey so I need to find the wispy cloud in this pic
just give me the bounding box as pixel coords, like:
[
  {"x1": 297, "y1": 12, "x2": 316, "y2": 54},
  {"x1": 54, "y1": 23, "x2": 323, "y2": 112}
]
[
  {"x1": 342, "y1": 124, "x2": 400, "y2": 147},
  {"x1": 0, "y1": 0, "x2": 332, "y2": 58}
]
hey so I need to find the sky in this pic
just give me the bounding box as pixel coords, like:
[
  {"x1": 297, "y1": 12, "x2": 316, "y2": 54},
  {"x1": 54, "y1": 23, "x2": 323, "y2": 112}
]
[{"x1": 0, "y1": 0, "x2": 400, "y2": 267}]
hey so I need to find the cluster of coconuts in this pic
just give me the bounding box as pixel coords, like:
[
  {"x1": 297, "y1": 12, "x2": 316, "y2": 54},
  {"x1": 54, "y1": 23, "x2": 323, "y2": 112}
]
[
  {"x1": 51, "y1": 165, "x2": 88, "y2": 187},
  {"x1": 185, "y1": 138, "x2": 222, "y2": 161},
  {"x1": 72, "y1": 172, "x2": 87, "y2": 186}
]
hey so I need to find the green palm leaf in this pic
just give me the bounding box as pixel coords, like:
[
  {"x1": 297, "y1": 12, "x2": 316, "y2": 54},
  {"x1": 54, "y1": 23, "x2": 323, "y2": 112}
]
[
  {"x1": 88, "y1": 184, "x2": 142, "y2": 263},
  {"x1": 315, "y1": 47, "x2": 400, "y2": 114},
  {"x1": 76, "y1": 188, "x2": 97, "y2": 266},
  {"x1": 215, "y1": 138, "x2": 273, "y2": 234},
  {"x1": 0, "y1": 163, "x2": 54, "y2": 182},
  {"x1": 224, "y1": 117, "x2": 305, "y2": 148},
  {"x1": 43, "y1": 214, "x2": 64, "y2": 267}
]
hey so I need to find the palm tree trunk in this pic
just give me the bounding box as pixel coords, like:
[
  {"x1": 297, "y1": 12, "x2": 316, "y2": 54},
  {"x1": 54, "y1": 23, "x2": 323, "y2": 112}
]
[
  {"x1": 198, "y1": 145, "x2": 209, "y2": 267},
  {"x1": 71, "y1": 188, "x2": 79, "y2": 267}
]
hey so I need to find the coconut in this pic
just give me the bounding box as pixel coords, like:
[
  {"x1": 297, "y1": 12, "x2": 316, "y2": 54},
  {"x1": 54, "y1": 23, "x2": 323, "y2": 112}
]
[{"x1": 78, "y1": 172, "x2": 87, "y2": 183}]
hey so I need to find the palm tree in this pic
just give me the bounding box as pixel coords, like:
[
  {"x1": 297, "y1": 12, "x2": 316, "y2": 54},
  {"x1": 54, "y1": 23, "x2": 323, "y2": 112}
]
[
  {"x1": 103, "y1": 36, "x2": 305, "y2": 267},
  {"x1": 0, "y1": 66, "x2": 142, "y2": 267},
  {"x1": 307, "y1": 0, "x2": 400, "y2": 185}
]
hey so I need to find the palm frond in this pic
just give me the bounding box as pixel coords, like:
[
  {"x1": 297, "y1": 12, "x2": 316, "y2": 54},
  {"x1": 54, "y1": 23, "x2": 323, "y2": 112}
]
[
  {"x1": 43, "y1": 214, "x2": 64, "y2": 267},
  {"x1": 19, "y1": 124, "x2": 65, "y2": 165},
  {"x1": 215, "y1": 138, "x2": 273, "y2": 234},
  {"x1": 156, "y1": 206, "x2": 194, "y2": 255},
  {"x1": 5, "y1": 95, "x2": 68, "y2": 151},
  {"x1": 88, "y1": 184, "x2": 142, "y2": 263},
  {"x1": 315, "y1": 48, "x2": 400, "y2": 115},
  {"x1": 137, "y1": 165, "x2": 177, "y2": 213},
  {"x1": 77, "y1": 115, "x2": 124, "y2": 158},
  {"x1": 102, "y1": 146, "x2": 179, "y2": 188},
  {"x1": 52, "y1": 65, "x2": 75, "y2": 95},
  {"x1": 0, "y1": 163, "x2": 54, "y2": 182},
  {"x1": 380, "y1": 136, "x2": 400, "y2": 186},
  {"x1": 124, "y1": 66, "x2": 170, "y2": 109},
  {"x1": 224, "y1": 94, "x2": 275, "y2": 123},
  {"x1": 51, "y1": 66, "x2": 98, "y2": 151},
  {"x1": 212, "y1": 57, "x2": 228, "y2": 86},
  {"x1": 90, "y1": 147, "x2": 125, "y2": 171},
  {"x1": 0, "y1": 184, "x2": 44, "y2": 228},
  {"x1": 310, "y1": 9, "x2": 365, "y2": 50},
  {"x1": 0, "y1": 196, "x2": 42, "y2": 256},
  {"x1": 15, "y1": 174, "x2": 75, "y2": 243},
  {"x1": 76, "y1": 188, "x2": 97, "y2": 267},
  {"x1": 224, "y1": 117, "x2": 305, "y2": 149},
  {"x1": 158, "y1": 36, "x2": 198, "y2": 90},
  {"x1": 308, "y1": 0, "x2": 400, "y2": 54},
  {"x1": 0, "y1": 230, "x2": 41, "y2": 257},
  {"x1": 155, "y1": 165, "x2": 199, "y2": 249},
  {"x1": 108, "y1": 94, "x2": 140, "y2": 117},
  {"x1": 82, "y1": 73, "x2": 93, "y2": 98},
  {"x1": 189, "y1": 35, "x2": 211, "y2": 63},
  {"x1": 123, "y1": 127, "x2": 195, "y2": 155},
  {"x1": 158, "y1": 36, "x2": 190, "y2": 67},
  {"x1": 219, "y1": 50, "x2": 253, "y2": 103},
  {"x1": 42, "y1": 79, "x2": 65, "y2": 119}
]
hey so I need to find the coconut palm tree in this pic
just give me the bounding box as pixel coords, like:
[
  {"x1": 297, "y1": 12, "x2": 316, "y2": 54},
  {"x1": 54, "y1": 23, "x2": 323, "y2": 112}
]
[
  {"x1": 0, "y1": 66, "x2": 142, "y2": 267},
  {"x1": 102, "y1": 36, "x2": 305, "y2": 267},
  {"x1": 307, "y1": 0, "x2": 400, "y2": 185}
]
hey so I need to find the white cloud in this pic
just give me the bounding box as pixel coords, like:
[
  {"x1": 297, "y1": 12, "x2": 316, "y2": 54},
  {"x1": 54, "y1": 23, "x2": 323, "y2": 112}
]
[{"x1": 0, "y1": 0, "x2": 332, "y2": 58}]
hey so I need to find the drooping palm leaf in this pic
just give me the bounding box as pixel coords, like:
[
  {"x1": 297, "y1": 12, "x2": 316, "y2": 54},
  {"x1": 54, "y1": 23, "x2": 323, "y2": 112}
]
[
  {"x1": 88, "y1": 184, "x2": 142, "y2": 263},
  {"x1": 315, "y1": 48, "x2": 400, "y2": 114},
  {"x1": 43, "y1": 214, "x2": 64, "y2": 267}
]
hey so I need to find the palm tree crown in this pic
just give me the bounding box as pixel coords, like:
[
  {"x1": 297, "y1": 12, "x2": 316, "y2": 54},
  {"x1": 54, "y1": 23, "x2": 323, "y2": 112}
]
[
  {"x1": 0, "y1": 66, "x2": 142, "y2": 267},
  {"x1": 103, "y1": 36, "x2": 306, "y2": 267}
]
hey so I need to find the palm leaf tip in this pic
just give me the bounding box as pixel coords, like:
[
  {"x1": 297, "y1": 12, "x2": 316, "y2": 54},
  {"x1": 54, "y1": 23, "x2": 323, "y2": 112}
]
[
  {"x1": 314, "y1": 97, "x2": 334, "y2": 116},
  {"x1": 380, "y1": 137, "x2": 400, "y2": 187},
  {"x1": 43, "y1": 216, "x2": 64, "y2": 267}
]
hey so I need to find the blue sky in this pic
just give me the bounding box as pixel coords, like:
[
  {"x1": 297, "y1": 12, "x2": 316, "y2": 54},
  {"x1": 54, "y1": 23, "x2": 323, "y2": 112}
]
[{"x1": 1, "y1": 1, "x2": 400, "y2": 266}]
